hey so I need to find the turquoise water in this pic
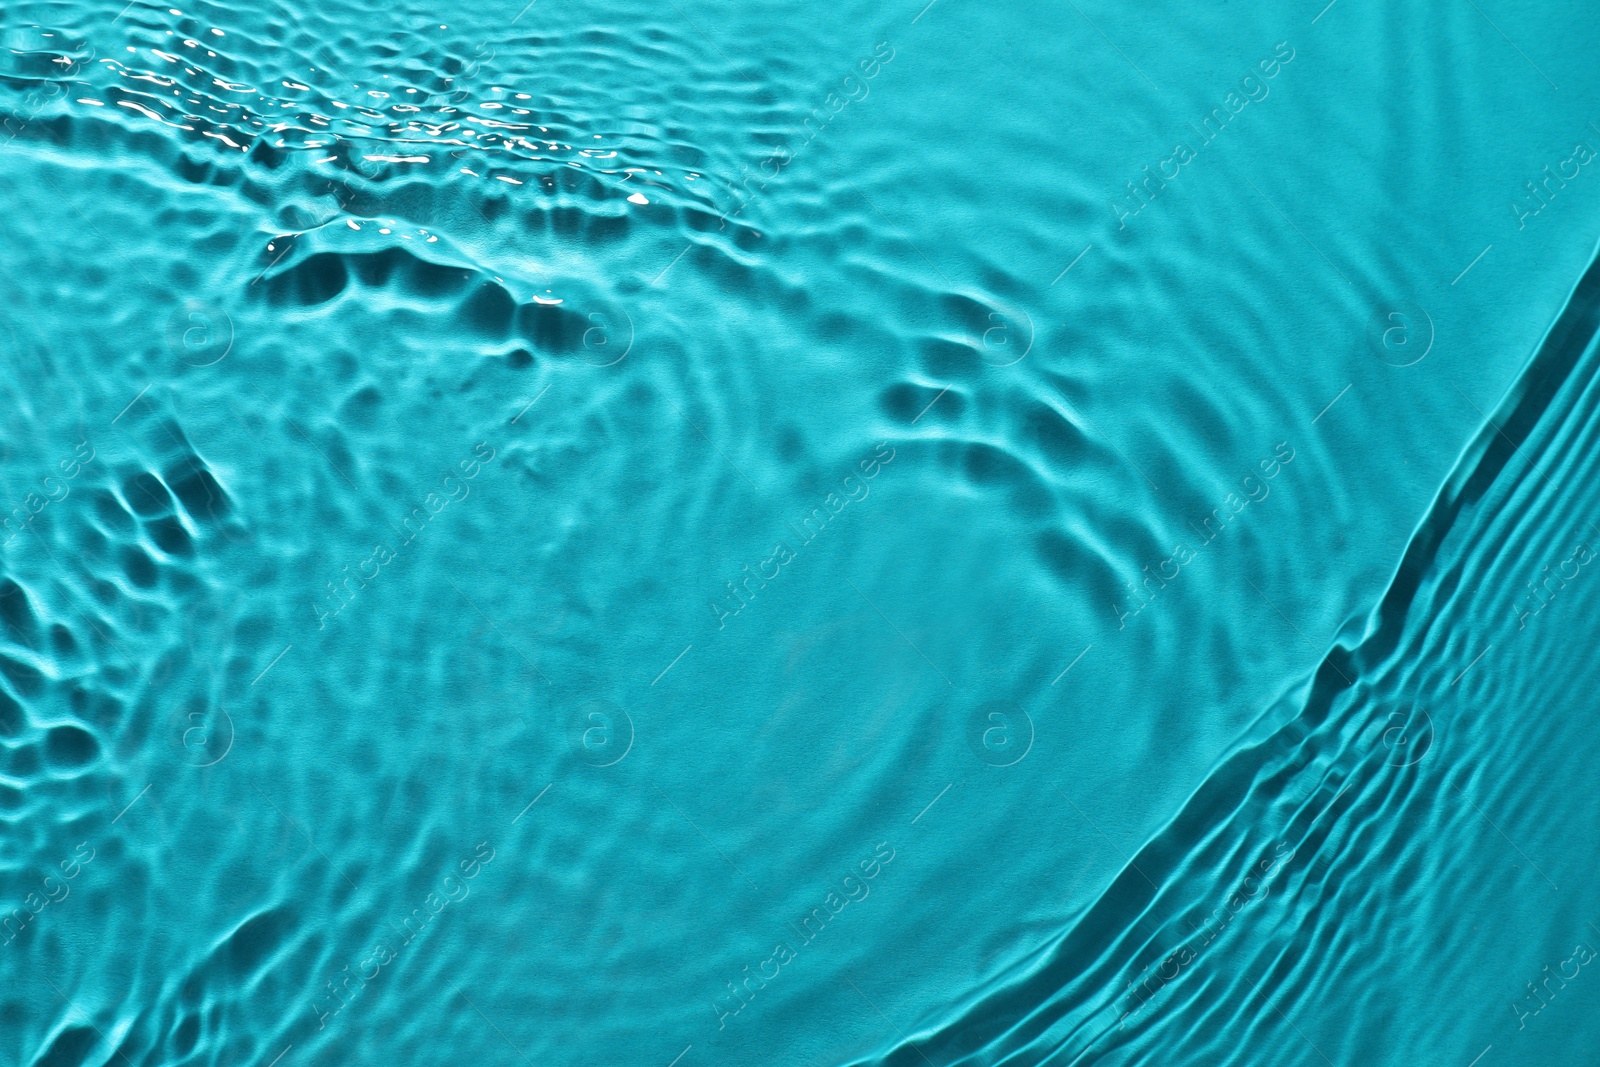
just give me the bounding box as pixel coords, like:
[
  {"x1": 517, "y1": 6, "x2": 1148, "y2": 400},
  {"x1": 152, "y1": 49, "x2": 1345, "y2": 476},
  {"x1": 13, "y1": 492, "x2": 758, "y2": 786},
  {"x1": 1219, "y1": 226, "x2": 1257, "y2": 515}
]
[{"x1": 4, "y1": 0, "x2": 1600, "y2": 1063}]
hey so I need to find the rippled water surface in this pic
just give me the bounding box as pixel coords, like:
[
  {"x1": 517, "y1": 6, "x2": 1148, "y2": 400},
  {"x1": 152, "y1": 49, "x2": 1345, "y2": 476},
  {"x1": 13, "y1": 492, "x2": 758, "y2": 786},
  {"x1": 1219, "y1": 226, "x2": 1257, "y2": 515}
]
[{"x1": 6, "y1": 0, "x2": 1600, "y2": 1063}]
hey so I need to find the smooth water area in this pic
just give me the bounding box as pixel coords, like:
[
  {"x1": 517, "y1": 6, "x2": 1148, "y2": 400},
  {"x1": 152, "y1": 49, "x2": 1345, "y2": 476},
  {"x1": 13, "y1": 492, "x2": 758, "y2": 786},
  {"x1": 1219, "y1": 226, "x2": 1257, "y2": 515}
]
[{"x1": 4, "y1": 0, "x2": 1600, "y2": 1064}]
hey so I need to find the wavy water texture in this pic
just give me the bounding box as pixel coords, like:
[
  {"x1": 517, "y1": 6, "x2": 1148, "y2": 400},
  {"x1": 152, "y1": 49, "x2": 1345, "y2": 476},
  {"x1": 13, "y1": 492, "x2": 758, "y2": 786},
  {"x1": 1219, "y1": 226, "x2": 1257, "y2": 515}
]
[
  {"x1": 6, "y1": 0, "x2": 1600, "y2": 1064},
  {"x1": 854, "y1": 244, "x2": 1600, "y2": 1066}
]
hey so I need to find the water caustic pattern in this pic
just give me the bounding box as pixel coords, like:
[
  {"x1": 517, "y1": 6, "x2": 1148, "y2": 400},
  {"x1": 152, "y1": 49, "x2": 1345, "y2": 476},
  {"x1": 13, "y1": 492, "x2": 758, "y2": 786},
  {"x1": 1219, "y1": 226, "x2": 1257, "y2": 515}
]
[
  {"x1": 851, "y1": 249, "x2": 1600, "y2": 1066},
  {"x1": 5, "y1": 0, "x2": 1600, "y2": 1063}
]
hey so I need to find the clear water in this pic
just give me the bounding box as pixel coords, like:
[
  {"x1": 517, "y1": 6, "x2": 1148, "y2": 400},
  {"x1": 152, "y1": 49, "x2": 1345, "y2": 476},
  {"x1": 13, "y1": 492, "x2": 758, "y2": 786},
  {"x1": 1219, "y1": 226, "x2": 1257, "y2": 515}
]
[{"x1": 4, "y1": 0, "x2": 1600, "y2": 1064}]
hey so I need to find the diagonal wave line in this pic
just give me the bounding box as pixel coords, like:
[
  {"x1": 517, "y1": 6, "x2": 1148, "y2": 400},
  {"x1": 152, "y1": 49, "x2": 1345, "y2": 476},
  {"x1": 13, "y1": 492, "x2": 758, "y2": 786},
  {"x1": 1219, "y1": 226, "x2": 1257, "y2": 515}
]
[
  {"x1": 1240, "y1": 972, "x2": 1336, "y2": 1066},
  {"x1": 1449, "y1": 778, "x2": 1560, "y2": 890},
  {"x1": 1242, "y1": 575, "x2": 1353, "y2": 685},
  {"x1": 1450, "y1": 384, "x2": 1600, "y2": 546},
  {"x1": 1296, "y1": 782, "x2": 1352, "y2": 837},
  {"x1": 1055, "y1": 785, "x2": 1161, "y2": 892},
  {"x1": 843, "y1": 976, "x2": 941, "y2": 1067},
  {"x1": 1055, "y1": 390, "x2": 1161, "y2": 494},
  {"x1": 1449, "y1": 644, "x2": 1492, "y2": 686},
  {"x1": 40, "y1": 977, "x2": 138, "y2": 1067}
]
